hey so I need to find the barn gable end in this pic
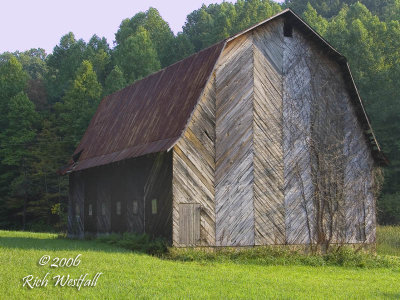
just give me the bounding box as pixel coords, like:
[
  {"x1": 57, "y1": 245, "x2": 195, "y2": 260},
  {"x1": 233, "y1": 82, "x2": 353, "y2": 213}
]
[{"x1": 172, "y1": 14, "x2": 380, "y2": 247}]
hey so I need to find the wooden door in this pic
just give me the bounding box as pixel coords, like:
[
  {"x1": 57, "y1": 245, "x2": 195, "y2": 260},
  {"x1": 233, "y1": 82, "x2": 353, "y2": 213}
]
[
  {"x1": 111, "y1": 199, "x2": 126, "y2": 233},
  {"x1": 179, "y1": 204, "x2": 201, "y2": 246}
]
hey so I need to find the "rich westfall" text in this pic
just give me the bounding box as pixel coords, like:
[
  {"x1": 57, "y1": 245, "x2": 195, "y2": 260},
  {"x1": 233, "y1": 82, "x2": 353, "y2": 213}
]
[{"x1": 22, "y1": 272, "x2": 103, "y2": 290}]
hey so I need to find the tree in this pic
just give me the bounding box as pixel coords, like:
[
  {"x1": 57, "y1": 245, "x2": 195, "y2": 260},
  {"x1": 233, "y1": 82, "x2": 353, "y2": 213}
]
[
  {"x1": 1, "y1": 49, "x2": 49, "y2": 111},
  {"x1": 0, "y1": 56, "x2": 31, "y2": 229},
  {"x1": 0, "y1": 92, "x2": 38, "y2": 229},
  {"x1": 30, "y1": 118, "x2": 70, "y2": 230},
  {"x1": 104, "y1": 65, "x2": 127, "y2": 96},
  {"x1": 55, "y1": 60, "x2": 102, "y2": 148},
  {"x1": 114, "y1": 26, "x2": 161, "y2": 84},
  {"x1": 284, "y1": 0, "x2": 346, "y2": 18},
  {"x1": 284, "y1": 0, "x2": 400, "y2": 20},
  {"x1": 45, "y1": 32, "x2": 87, "y2": 103},
  {"x1": 382, "y1": 0, "x2": 400, "y2": 21},
  {"x1": 303, "y1": 3, "x2": 329, "y2": 35},
  {"x1": 183, "y1": 5, "x2": 219, "y2": 51},
  {"x1": 85, "y1": 35, "x2": 112, "y2": 86},
  {"x1": 15, "y1": 49, "x2": 48, "y2": 111},
  {"x1": 182, "y1": 1, "x2": 281, "y2": 52},
  {"x1": 115, "y1": 8, "x2": 175, "y2": 67},
  {"x1": 233, "y1": 0, "x2": 281, "y2": 32},
  {"x1": 0, "y1": 56, "x2": 28, "y2": 126},
  {"x1": 172, "y1": 33, "x2": 195, "y2": 62}
]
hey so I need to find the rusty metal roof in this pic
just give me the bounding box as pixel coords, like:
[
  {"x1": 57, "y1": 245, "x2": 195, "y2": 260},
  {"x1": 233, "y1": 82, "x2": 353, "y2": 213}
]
[
  {"x1": 62, "y1": 9, "x2": 386, "y2": 174},
  {"x1": 63, "y1": 41, "x2": 225, "y2": 173}
]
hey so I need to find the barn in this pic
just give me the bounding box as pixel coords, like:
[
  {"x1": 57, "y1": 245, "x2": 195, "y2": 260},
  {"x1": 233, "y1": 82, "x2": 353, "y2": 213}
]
[{"x1": 62, "y1": 9, "x2": 386, "y2": 247}]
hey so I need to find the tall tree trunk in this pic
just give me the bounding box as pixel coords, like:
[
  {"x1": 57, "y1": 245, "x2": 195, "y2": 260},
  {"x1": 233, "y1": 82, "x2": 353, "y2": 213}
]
[{"x1": 23, "y1": 197, "x2": 26, "y2": 230}]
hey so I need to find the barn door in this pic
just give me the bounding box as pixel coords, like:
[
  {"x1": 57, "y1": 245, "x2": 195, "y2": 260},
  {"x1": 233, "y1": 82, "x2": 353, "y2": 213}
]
[
  {"x1": 179, "y1": 204, "x2": 201, "y2": 246},
  {"x1": 111, "y1": 199, "x2": 126, "y2": 233}
]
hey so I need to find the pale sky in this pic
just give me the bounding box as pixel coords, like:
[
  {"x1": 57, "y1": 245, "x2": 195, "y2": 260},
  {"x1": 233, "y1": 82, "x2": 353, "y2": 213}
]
[{"x1": 0, "y1": 0, "x2": 283, "y2": 54}]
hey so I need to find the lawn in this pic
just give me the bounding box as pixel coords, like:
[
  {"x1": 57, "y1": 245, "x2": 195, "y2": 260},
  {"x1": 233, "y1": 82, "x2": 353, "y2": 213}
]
[{"x1": 0, "y1": 229, "x2": 399, "y2": 299}]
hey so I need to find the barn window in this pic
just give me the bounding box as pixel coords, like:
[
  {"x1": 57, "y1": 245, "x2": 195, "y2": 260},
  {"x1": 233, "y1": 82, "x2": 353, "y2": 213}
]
[
  {"x1": 101, "y1": 202, "x2": 106, "y2": 216},
  {"x1": 283, "y1": 21, "x2": 293, "y2": 37},
  {"x1": 356, "y1": 223, "x2": 366, "y2": 242},
  {"x1": 75, "y1": 204, "x2": 80, "y2": 216},
  {"x1": 88, "y1": 204, "x2": 93, "y2": 216},
  {"x1": 133, "y1": 200, "x2": 138, "y2": 215},
  {"x1": 151, "y1": 199, "x2": 158, "y2": 215},
  {"x1": 116, "y1": 201, "x2": 121, "y2": 215}
]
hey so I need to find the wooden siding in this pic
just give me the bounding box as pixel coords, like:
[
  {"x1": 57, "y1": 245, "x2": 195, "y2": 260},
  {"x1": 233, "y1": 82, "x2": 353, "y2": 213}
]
[
  {"x1": 253, "y1": 20, "x2": 285, "y2": 245},
  {"x1": 67, "y1": 172, "x2": 84, "y2": 238},
  {"x1": 282, "y1": 26, "x2": 376, "y2": 245},
  {"x1": 97, "y1": 168, "x2": 112, "y2": 233},
  {"x1": 343, "y1": 88, "x2": 376, "y2": 244},
  {"x1": 123, "y1": 159, "x2": 145, "y2": 234},
  {"x1": 143, "y1": 152, "x2": 173, "y2": 238},
  {"x1": 283, "y1": 26, "x2": 315, "y2": 244},
  {"x1": 306, "y1": 42, "x2": 347, "y2": 245},
  {"x1": 172, "y1": 76, "x2": 216, "y2": 247},
  {"x1": 84, "y1": 171, "x2": 100, "y2": 233},
  {"x1": 295, "y1": 27, "x2": 377, "y2": 244},
  {"x1": 215, "y1": 34, "x2": 255, "y2": 246}
]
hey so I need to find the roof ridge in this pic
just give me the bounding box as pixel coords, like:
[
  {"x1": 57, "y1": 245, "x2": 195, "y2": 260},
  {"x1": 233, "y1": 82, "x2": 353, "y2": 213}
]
[{"x1": 104, "y1": 40, "x2": 227, "y2": 99}]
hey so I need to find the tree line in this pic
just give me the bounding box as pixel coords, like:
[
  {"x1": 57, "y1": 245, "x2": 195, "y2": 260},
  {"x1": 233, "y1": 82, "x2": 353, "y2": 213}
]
[{"x1": 0, "y1": 0, "x2": 399, "y2": 231}]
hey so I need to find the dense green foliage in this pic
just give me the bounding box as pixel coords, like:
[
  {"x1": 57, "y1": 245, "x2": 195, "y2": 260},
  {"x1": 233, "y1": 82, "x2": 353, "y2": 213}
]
[
  {"x1": 0, "y1": 0, "x2": 399, "y2": 230},
  {"x1": 1, "y1": 229, "x2": 399, "y2": 298},
  {"x1": 284, "y1": 0, "x2": 400, "y2": 20}
]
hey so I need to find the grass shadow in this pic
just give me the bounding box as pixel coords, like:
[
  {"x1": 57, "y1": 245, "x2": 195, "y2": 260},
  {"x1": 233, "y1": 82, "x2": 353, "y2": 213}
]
[
  {"x1": 0, "y1": 236, "x2": 129, "y2": 253},
  {"x1": 380, "y1": 293, "x2": 400, "y2": 299}
]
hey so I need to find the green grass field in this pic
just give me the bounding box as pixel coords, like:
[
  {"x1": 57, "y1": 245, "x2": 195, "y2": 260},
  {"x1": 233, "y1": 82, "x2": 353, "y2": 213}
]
[{"x1": 0, "y1": 228, "x2": 399, "y2": 299}]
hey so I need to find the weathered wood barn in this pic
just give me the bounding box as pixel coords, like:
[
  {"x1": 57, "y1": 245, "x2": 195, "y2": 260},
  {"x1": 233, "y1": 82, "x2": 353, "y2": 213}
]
[{"x1": 63, "y1": 9, "x2": 386, "y2": 247}]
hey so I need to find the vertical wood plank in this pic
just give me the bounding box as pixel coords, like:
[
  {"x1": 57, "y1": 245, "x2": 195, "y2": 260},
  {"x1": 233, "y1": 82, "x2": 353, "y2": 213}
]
[{"x1": 178, "y1": 203, "x2": 201, "y2": 246}]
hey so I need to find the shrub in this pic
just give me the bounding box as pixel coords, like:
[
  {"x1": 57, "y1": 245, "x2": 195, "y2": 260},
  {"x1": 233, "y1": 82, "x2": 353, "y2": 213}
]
[
  {"x1": 96, "y1": 233, "x2": 168, "y2": 255},
  {"x1": 26, "y1": 221, "x2": 57, "y2": 233},
  {"x1": 165, "y1": 245, "x2": 400, "y2": 269}
]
